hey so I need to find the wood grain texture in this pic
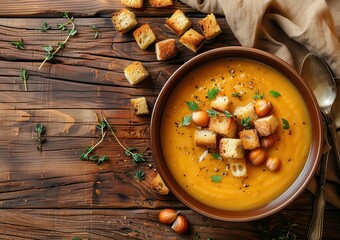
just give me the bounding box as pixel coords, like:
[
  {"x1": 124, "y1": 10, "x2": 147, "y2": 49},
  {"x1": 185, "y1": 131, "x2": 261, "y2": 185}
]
[
  {"x1": 0, "y1": 209, "x2": 339, "y2": 239},
  {"x1": 0, "y1": 2, "x2": 339, "y2": 239}
]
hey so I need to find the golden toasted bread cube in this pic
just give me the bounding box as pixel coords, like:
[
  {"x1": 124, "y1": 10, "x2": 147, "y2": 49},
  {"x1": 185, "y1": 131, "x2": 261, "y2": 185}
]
[
  {"x1": 121, "y1": 0, "x2": 143, "y2": 8},
  {"x1": 228, "y1": 159, "x2": 247, "y2": 177},
  {"x1": 239, "y1": 129, "x2": 260, "y2": 150},
  {"x1": 151, "y1": 174, "x2": 169, "y2": 195},
  {"x1": 208, "y1": 116, "x2": 237, "y2": 138},
  {"x1": 124, "y1": 61, "x2": 149, "y2": 85},
  {"x1": 111, "y1": 8, "x2": 137, "y2": 34},
  {"x1": 219, "y1": 138, "x2": 245, "y2": 159},
  {"x1": 254, "y1": 115, "x2": 279, "y2": 137},
  {"x1": 149, "y1": 0, "x2": 173, "y2": 8},
  {"x1": 133, "y1": 24, "x2": 156, "y2": 50},
  {"x1": 130, "y1": 97, "x2": 149, "y2": 115},
  {"x1": 165, "y1": 9, "x2": 192, "y2": 36},
  {"x1": 194, "y1": 129, "x2": 217, "y2": 149},
  {"x1": 179, "y1": 28, "x2": 205, "y2": 52},
  {"x1": 155, "y1": 39, "x2": 177, "y2": 60},
  {"x1": 198, "y1": 13, "x2": 222, "y2": 40},
  {"x1": 234, "y1": 102, "x2": 258, "y2": 124},
  {"x1": 210, "y1": 96, "x2": 231, "y2": 112}
]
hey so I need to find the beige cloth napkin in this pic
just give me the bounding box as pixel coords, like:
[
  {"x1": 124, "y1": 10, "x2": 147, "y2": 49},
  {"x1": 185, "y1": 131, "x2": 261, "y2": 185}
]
[{"x1": 181, "y1": 0, "x2": 340, "y2": 208}]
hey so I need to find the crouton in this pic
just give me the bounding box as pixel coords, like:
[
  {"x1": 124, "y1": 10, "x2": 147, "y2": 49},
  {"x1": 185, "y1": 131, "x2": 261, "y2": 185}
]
[
  {"x1": 130, "y1": 97, "x2": 149, "y2": 115},
  {"x1": 234, "y1": 102, "x2": 258, "y2": 124},
  {"x1": 208, "y1": 116, "x2": 237, "y2": 138},
  {"x1": 124, "y1": 61, "x2": 149, "y2": 85},
  {"x1": 133, "y1": 24, "x2": 156, "y2": 50},
  {"x1": 228, "y1": 159, "x2": 247, "y2": 177},
  {"x1": 165, "y1": 9, "x2": 192, "y2": 36},
  {"x1": 239, "y1": 129, "x2": 260, "y2": 150},
  {"x1": 210, "y1": 96, "x2": 231, "y2": 112},
  {"x1": 219, "y1": 138, "x2": 245, "y2": 159},
  {"x1": 121, "y1": 0, "x2": 143, "y2": 8},
  {"x1": 151, "y1": 174, "x2": 169, "y2": 195},
  {"x1": 254, "y1": 115, "x2": 279, "y2": 137},
  {"x1": 179, "y1": 28, "x2": 205, "y2": 52},
  {"x1": 198, "y1": 13, "x2": 222, "y2": 40},
  {"x1": 155, "y1": 39, "x2": 177, "y2": 60},
  {"x1": 194, "y1": 129, "x2": 217, "y2": 149},
  {"x1": 111, "y1": 9, "x2": 138, "y2": 34},
  {"x1": 149, "y1": 0, "x2": 173, "y2": 8}
]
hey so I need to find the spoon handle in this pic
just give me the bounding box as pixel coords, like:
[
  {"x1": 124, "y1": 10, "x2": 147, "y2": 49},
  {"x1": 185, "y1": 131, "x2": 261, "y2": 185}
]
[
  {"x1": 324, "y1": 114, "x2": 340, "y2": 170},
  {"x1": 307, "y1": 150, "x2": 329, "y2": 240}
]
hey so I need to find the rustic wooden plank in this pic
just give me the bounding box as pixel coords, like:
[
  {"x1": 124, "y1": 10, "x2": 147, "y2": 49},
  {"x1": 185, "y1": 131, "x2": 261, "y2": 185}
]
[
  {"x1": 0, "y1": 1, "x2": 199, "y2": 17},
  {"x1": 0, "y1": 208, "x2": 339, "y2": 239}
]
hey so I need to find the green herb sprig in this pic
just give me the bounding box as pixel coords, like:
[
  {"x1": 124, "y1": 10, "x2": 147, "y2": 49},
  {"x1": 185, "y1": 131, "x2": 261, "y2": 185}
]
[
  {"x1": 223, "y1": 111, "x2": 233, "y2": 118},
  {"x1": 103, "y1": 117, "x2": 145, "y2": 165},
  {"x1": 179, "y1": 115, "x2": 192, "y2": 127},
  {"x1": 241, "y1": 116, "x2": 251, "y2": 129},
  {"x1": 38, "y1": 22, "x2": 51, "y2": 32},
  {"x1": 90, "y1": 25, "x2": 100, "y2": 39},
  {"x1": 281, "y1": 118, "x2": 290, "y2": 130},
  {"x1": 39, "y1": 11, "x2": 77, "y2": 70},
  {"x1": 80, "y1": 120, "x2": 108, "y2": 165},
  {"x1": 186, "y1": 101, "x2": 199, "y2": 111},
  {"x1": 269, "y1": 90, "x2": 281, "y2": 98},
  {"x1": 207, "y1": 87, "x2": 219, "y2": 100},
  {"x1": 211, "y1": 152, "x2": 222, "y2": 160},
  {"x1": 134, "y1": 169, "x2": 145, "y2": 182},
  {"x1": 253, "y1": 90, "x2": 265, "y2": 100},
  {"x1": 20, "y1": 69, "x2": 28, "y2": 91},
  {"x1": 10, "y1": 39, "x2": 25, "y2": 50},
  {"x1": 231, "y1": 92, "x2": 242, "y2": 99},
  {"x1": 210, "y1": 175, "x2": 222, "y2": 183},
  {"x1": 206, "y1": 109, "x2": 219, "y2": 117},
  {"x1": 34, "y1": 123, "x2": 46, "y2": 152}
]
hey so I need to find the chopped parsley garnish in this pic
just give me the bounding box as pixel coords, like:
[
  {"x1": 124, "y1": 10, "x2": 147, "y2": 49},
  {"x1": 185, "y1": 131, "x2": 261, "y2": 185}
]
[
  {"x1": 207, "y1": 87, "x2": 219, "y2": 100},
  {"x1": 281, "y1": 118, "x2": 290, "y2": 130},
  {"x1": 269, "y1": 90, "x2": 281, "y2": 98},
  {"x1": 179, "y1": 115, "x2": 192, "y2": 127},
  {"x1": 186, "y1": 101, "x2": 199, "y2": 111},
  {"x1": 206, "y1": 109, "x2": 219, "y2": 117},
  {"x1": 231, "y1": 92, "x2": 242, "y2": 99},
  {"x1": 211, "y1": 152, "x2": 222, "y2": 160},
  {"x1": 210, "y1": 175, "x2": 222, "y2": 183}
]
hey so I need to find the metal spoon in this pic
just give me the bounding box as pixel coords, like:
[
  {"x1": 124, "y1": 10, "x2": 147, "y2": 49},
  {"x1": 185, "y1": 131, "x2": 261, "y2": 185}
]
[
  {"x1": 307, "y1": 115, "x2": 332, "y2": 240},
  {"x1": 301, "y1": 53, "x2": 340, "y2": 170}
]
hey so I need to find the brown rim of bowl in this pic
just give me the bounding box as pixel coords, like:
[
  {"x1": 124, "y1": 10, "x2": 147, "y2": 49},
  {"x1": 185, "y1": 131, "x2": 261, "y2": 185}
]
[{"x1": 150, "y1": 46, "x2": 323, "y2": 222}]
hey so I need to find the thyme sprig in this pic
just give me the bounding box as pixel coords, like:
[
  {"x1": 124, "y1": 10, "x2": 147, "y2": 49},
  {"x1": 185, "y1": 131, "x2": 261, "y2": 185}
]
[
  {"x1": 38, "y1": 22, "x2": 51, "y2": 32},
  {"x1": 38, "y1": 11, "x2": 77, "y2": 70},
  {"x1": 134, "y1": 170, "x2": 145, "y2": 182},
  {"x1": 80, "y1": 120, "x2": 108, "y2": 165},
  {"x1": 103, "y1": 117, "x2": 145, "y2": 164},
  {"x1": 34, "y1": 123, "x2": 46, "y2": 152},
  {"x1": 20, "y1": 69, "x2": 28, "y2": 91},
  {"x1": 90, "y1": 25, "x2": 100, "y2": 39}
]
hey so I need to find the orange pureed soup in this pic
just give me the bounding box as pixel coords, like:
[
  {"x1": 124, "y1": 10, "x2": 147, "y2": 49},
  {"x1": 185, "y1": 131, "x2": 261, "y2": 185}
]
[{"x1": 160, "y1": 58, "x2": 312, "y2": 211}]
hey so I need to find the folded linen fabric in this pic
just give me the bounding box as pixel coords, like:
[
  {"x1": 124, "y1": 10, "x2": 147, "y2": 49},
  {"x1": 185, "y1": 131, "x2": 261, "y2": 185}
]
[{"x1": 180, "y1": 0, "x2": 340, "y2": 208}]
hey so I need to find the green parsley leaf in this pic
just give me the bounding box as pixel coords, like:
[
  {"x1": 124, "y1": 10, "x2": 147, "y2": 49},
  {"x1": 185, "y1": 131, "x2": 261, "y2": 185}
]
[
  {"x1": 206, "y1": 109, "x2": 219, "y2": 117},
  {"x1": 186, "y1": 101, "x2": 199, "y2": 111},
  {"x1": 241, "y1": 116, "x2": 251, "y2": 129},
  {"x1": 134, "y1": 169, "x2": 145, "y2": 182},
  {"x1": 253, "y1": 90, "x2": 265, "y2": 100},
  {"x1": 281, "y1": 118, "x2": 290, "y2": 130},
  {"x1": 231, "y1": 92, "x2": 242, "y2": 99},
  {"x1": 210, "y1": 175, "x2": 222, "y2": 183},
  {"x1": 207, "y1": 87, "x2": 219, "y2": 100},
  {"x1": 269, "y1": 90, "x2": 281, "y2": 98},
  {"x1": 179, "y1": 115, "x2": 192, "y2": 127},
  {"x1": 223, "y1": 111, "x2": 233, "y2": 118},
  {"x1": 211, "y1": 152, "x2": 222, "y2": 160}
]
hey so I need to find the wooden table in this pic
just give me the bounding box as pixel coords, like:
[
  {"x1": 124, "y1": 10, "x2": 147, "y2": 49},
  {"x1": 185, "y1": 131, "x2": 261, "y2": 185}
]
[{"x1": 0, "y1": 1, "x2": 339, "y2": 239}]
